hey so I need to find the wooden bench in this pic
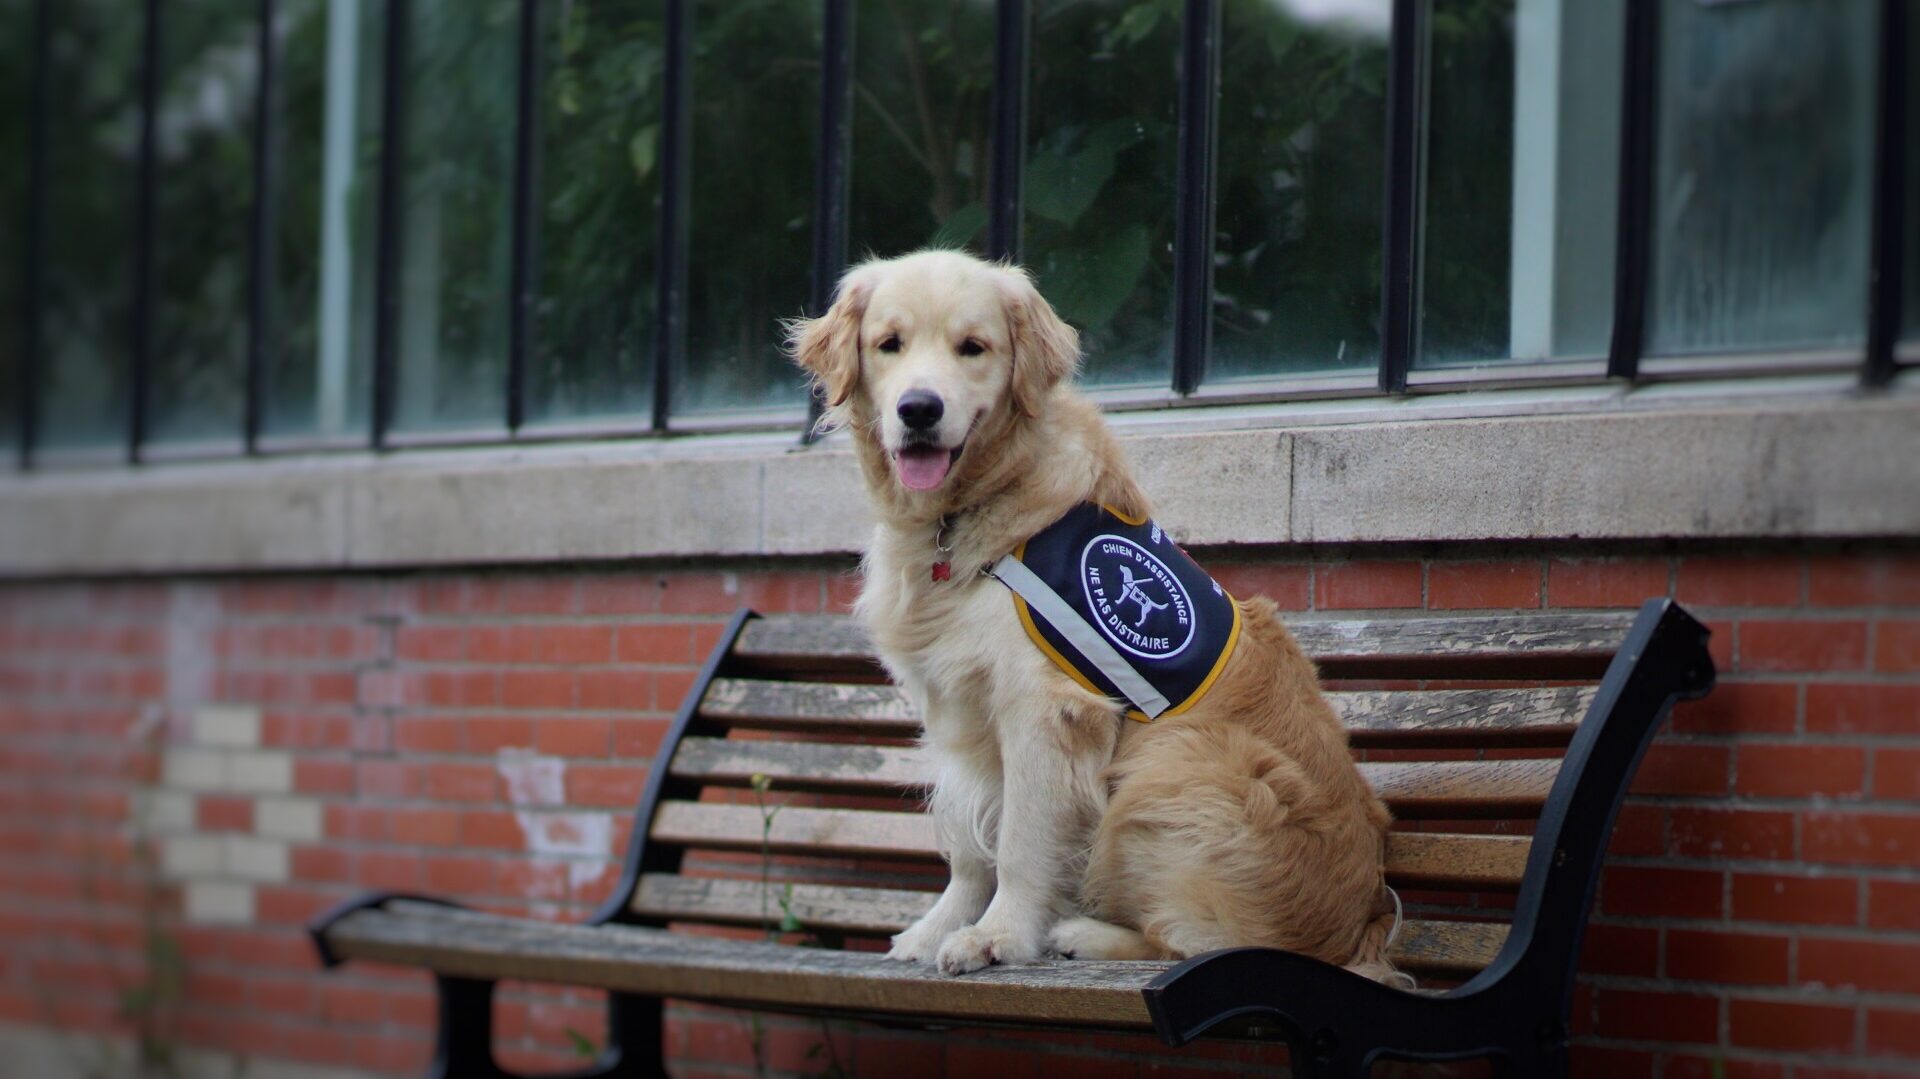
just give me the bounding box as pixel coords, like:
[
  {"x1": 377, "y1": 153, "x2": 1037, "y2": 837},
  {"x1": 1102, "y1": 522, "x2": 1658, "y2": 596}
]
[{"x1": 311, "y1": 599, "x2": 1714, "y2": 1078}]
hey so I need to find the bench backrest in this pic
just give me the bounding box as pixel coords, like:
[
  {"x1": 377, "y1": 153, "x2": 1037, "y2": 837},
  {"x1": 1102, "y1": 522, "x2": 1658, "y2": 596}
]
[{"x1": 596, "y1": 604, "x2": 1710, "y2": 988}]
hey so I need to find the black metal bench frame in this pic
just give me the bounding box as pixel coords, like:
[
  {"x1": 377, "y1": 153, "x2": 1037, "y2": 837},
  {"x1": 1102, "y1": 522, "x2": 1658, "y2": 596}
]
[{"x1": 311, "y1": 599, "x2": 1714, "y2": 1078}]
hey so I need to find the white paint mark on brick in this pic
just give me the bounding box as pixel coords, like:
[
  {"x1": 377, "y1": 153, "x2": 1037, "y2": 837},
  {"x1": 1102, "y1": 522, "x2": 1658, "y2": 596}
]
[
  {"x1": 255, "y1": 797, "x2": 323, "y2": 841},
  {"x1": 162, "y1": 749, "x2": 227, "y2": 791},
  {"x1": 193, "y1": 705, "x2": 261, "y2": 748},
  {"x1": 519, "y1": 811, "x2": 614, "y2": 895},
  {"x1": 224, "y1": 837, "x2": 289, "y2": 882},
  {"x1": 160, "y1": 836, "x2": 225, "y2": 880},
  {"x1": 227, "y1": 750, "x2": 293, "y2": 794},
  {"x1": 497, "y1": 750, "x2": 565, "y2": 807},
  {"x1": 136, "y1": 790, "x2": 196, "y2": 834},
  {"x1": 185, "y1": 881, "x2": 254, "y2": 925}
]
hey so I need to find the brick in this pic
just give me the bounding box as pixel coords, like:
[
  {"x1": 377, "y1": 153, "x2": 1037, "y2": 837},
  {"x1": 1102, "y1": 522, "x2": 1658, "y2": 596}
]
[
  {"x1": 1601, "y1": 866, "x2": 1722, "y2": 919},
  {"x1": 1805, "y1": 811, "x2": 1920, "y2": 867},
  {"x1": 1579, "y1": 923, "x2": 1657, "y2": 977},
  {"x1": 614, "y1": 624, "x2": 697, "y2": 665},
  {"x1": 1868, "y1": 878, "x2": 1920, "y2": 931},
  {"x1": 1677, "y1": 555, "x2": 1803, "y2": 607},
  {"x1": 468, "y1": 716, "x2": 537, "y2": 753},
  {"x1": 425, "y1": 855, "x2": 495, "y2": 894},
  {"x1": 139, "y1": 789, "x2": 196, "y2": 833},
  {"x1": 422, "y1": 762, "x2": 498, "y2": 803},
  {"x1": 1877, "y1": 747, "x2": 1920, "y2": 800},
  {"x1": 565, "y1": 764, "x2": 649, "y2": 808},
  {"x1": 1594, "y1": 988, "x2": 1717, "y2": 1044},
  {"x1": 1877, "y1": 619, "x2": 1920, "y2": 672},
  {"x1": 357, "y1": 851, "x2": 424, "y2": 890},
  {"x1": 1808, "y1": 554, "x2": 1920, "y2": 607},
  {"x1": 415, "y1": 670, "x2": 499, "y2": 708},
  {"x1": 1867, "y1": 1007, "x2": 1920, "y2": 1060},
  {"x1": 1738, "y1": 620, "x2": 1867, "y2": 673},
  {"x1": 1728, "y1": 998, "x2": 1855, "y2": 1053},
  {"x1": 612, "y1": 717, "x2": 670, "y2": 759},
  {"x1": 184, "y1": 881, "x2": 255, "y2": 926},
  {"x1": 1547, "y1": 557, "x2": 1669, "y2": 608},
  {"x1": 1316, "y1": 561, "x2": 1421, "y2": 610},
  {"x1": 395, "y1": 626, "x2": 464, "y2": 662},
  {"x1": 462, "y1": 811, "x2": 525, "y2": 850},
  {"x1": 1662, "y1": 1056, "x2": 1785, "y2": 1079},
  {"x1": 502, "y1": 670, "x2": 575, "y2": 710},
  {"x1": 1569, "y1": 1046, "x2": 1653, "y2": 1079},
  {"x1": 1807, "y1": 684, "x2": 1920, "y2": 735},
  {"x1": 1731, "y1": 872, "x2": 1858, "y2": 926},
  {"x1": 228, "y1": 749, "x2": 295, "y2": 794},
  {"x1": 1204, "y1": 563, "x2": 1312, "y2": 610},
  {"x1": 1666, "y1": 928, "x2": 1790, "y2": 985},
  {"x1": 391, "y1": 807, "x2": 462, "y2": 847},
  {"x1": 1736, "y1": 744, "x2": 1866, "y2": 799},
  {"x1": 294, "y1": 756, "x2": 355, "y2": 795},
  {"x1": 162, "y1": 836, "x2": 226, "y2": 880},
  {"x1": 1669, "y1": 807, "x2": 1795, "y2": 860},
  {"x1": 1801, "y1": 937, "x2": 1920, "y2": 994},
  {"x1": 196, "y1": 794, "x2": 255, "y2": 833},
  {"x1": 578, "y1": 670, "x2": 653, "y2": 712},
  {"x1": 1630, "y1": 743, "x2": 1728, "y2": 797},
  {"x1": 394, "y1": 716, "x2": 462, "y2": 754},
  {"x1": 536, "y1": 717, "x2": 611, "y2": 758},
  {"x1": 1607, "y1": 803, "x2": 1665, "y2": 856},
  {"x1": 225, "y1": 836, "x2": 290, "y2": 882},
  {"x1": 163, "y1": 748, "x2": 227, "y2": 791},
  {"x1": 194, "y1": 705, "x2": 262, "y2": 748},
  {"x1": 506, "y1": 625, "x2": 612, "y2": 665},
  {"x1": 576, "y1": 577, "x2": 662, "y2": 615},
  {"x1": 1427, "y1": 560, "x2": 1541, "y2": 610},
  {"x1": 291, "y1": 845, "x2": 352, "y2": 883},
  {"x1": 1674, "y1": 675, "x2": 1789, "y2": 733}
]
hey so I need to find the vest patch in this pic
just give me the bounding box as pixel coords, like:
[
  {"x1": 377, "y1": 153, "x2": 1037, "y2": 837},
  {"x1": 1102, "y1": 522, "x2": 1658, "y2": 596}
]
[{"x1": 991, "y1": 503, "x2": 1240, "y2": 721}]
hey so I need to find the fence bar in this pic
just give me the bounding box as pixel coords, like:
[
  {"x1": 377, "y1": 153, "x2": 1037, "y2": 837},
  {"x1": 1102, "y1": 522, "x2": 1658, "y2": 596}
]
[
  {"x1": 1865, "y1": 0, "x2": 1908, "y2": 388},
  {"x1": 245, "y1": 0, "x2": 279, "y2": 453},
  {"x1": 508, "y1": 0, "x2": 541, "y2": 431},
  {"x1": 19, "y1": 0, "x2": 50, "y2": 467},
  {"x1": 985, "y1": 0, "x2": 1028, "y2": 262},
  {"x1": 650, "y1": 0, "x2": 692, "y2": 432},
  {"x1": 1171, "y1": 0, "x2": 1220, "y2": 396},
  {"x1": 1606, "y1": 0, "x2": 1656, "y2": 380},
  {"x1": 129, "y1": 0, "x2": 163, "y2": 463},
  {"x1": 1376, "y1": 0, "x2": 1425, "y2": 393},
  {"x1": 803, "y1": 0, "x2": 855, "y2": 442},
  {"x1": 370, "y1": 0, "x2": 408, "y2": 448}
]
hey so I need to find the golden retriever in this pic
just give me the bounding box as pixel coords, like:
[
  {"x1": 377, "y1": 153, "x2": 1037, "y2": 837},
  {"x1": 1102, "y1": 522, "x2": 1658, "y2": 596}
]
[{"x1": 788, "y1": 249, "x2": 1401, "y2": 981}]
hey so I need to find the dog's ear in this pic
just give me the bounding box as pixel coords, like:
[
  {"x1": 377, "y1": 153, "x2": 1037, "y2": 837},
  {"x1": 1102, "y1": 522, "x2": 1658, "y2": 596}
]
[
  {"x1": 999, "y1": 267, "x2": 1080, "y2": 418},
  {"x1": 787, "y1": 266, "x2": 877, "y2": 408}
]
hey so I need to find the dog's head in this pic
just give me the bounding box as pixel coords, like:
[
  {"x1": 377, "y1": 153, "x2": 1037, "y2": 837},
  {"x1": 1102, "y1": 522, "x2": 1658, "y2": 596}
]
[{"x1": 788, "y1": 250, "x2": 1078, "y2": 495}]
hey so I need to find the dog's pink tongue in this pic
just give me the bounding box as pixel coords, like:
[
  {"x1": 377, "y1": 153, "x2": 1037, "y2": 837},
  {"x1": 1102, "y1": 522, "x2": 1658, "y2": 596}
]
[{"x1": 895, "y1": 447, "x2": 951, "y2": 491}]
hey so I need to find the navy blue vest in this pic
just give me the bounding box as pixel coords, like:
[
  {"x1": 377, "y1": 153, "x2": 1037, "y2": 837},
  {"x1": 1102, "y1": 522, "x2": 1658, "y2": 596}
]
[{"x1": 990, "y1": 503, "x2": 1241, "y2": 721}]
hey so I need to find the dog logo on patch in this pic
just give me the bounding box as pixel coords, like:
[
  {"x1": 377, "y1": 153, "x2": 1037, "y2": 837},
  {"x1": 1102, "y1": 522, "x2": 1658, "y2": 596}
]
[{"x1": 1079, "y1": 535, "x2": 1195, "y2": 659}]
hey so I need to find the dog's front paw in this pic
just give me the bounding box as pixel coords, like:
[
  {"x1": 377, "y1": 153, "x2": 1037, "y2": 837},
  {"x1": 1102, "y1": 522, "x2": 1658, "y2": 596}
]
[
  {"x1": 936, "y1": 923, "x2": 1042, "y2": 975},
  {"x1": 885, "y1": 919, "x2": 945, "y2": 963}
]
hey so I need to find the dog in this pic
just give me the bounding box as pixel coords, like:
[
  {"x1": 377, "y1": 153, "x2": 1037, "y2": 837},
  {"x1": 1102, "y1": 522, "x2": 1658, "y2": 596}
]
[{"x1": 788, "y1": 250, "x2": 1401, "y2": 982}]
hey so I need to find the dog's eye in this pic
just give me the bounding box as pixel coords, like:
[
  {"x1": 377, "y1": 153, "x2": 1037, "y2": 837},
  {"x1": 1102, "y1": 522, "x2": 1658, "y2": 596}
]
[
  {"x1": 876, "y1": 335, "x2": 901, "y2": 353},
  {"x1": 957, "y1": 338, "x2": 985, "y2": 357}
]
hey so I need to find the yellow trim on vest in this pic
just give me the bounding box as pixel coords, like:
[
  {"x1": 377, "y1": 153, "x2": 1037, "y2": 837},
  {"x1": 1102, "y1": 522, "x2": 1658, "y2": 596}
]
[
  {"x1": 1099, "y1": 502, "x2": 1149, "y2": 527},
  {"x1": 1010, "y1": 536, "x2": 1242, "y2": 723}
]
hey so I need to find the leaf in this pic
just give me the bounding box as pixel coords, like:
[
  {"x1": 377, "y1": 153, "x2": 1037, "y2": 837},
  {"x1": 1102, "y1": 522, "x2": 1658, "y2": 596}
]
[
  {"x1": 628, "y1": 125, "x2": 659, "y2": 183},
  {"x1": 1024, "y1": 120, "x2": 1147, "y2": 227},
  {"x1": 565, "y1": 1027, "x2": 600, "y2": 1058},
  {"x1": 1042, "y1": 222, "x2": 1152, "y2": 333},
  {"x1": 927, "y1": 202, "x2": 987, "y2": 249}
]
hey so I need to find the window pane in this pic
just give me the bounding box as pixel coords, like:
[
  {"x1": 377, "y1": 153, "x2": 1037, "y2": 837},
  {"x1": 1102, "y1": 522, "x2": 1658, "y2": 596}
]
[
  {"x1": 1023, "y1": 0, "x2": 1177, "y2": 388},
  {"x1": 393, "y1": 0, "x2": 517, "y2": 433},
  {"x1": 848, "y1": 0, "x2": 994, "y2": 258},
  {"x1": 0, "y1": 0, "x2": 25, "y2": 457},
  {"x1": 1905, "y1": 0, "x2": 1920, "y2": 351},
  {"x1": 1418, "y1": 0, "x2": 1622, "y2": 369},
  {"x1": 149, "y1": 3, "x2": 257, "y2": 447},
  {"x1": 39, "y1": 1, "x2": 142, "y2": 452},
  {"x1": 675, "y1": 0, "x2": 819, "y2": 418},
  {"x1": 262, "y1": 0, "x2": 381, "y2": 442},
  {"x1": 524, "y1": 0, "x2": 662, "y2": 428},
  {"x1": 1647, "y1": 0, "x2": 1876, "y2": 357},
  {"x1": 1212, "y1": 0, "x2": 1387, "y2": 381}
]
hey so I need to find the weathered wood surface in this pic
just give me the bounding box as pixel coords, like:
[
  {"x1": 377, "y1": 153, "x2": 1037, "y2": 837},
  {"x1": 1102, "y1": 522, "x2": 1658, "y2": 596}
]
[
  {"x1": 327, "y1": 901, "x2": 1165, "y2": 1028},
  {"x1": 628, "y1": 874, "x2": 1509, "y2": 976},
  {"x1": 733, "y1": 613, "x2": 1635, "y2": 677},
  {"x1": 648, "y1": 801, "x2": 1535, "y2": 890},
  {"x1": 700, "y1": 679, "x2": 1596, "y2": 747},
  {"x1": 668, "y1": 737, "x2": 1560, "y2": 818}
]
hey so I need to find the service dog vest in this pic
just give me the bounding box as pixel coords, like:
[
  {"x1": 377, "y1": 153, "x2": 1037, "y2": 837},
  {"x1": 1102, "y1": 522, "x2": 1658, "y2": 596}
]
[{"x1": 988, "y1": 502, "x2": 1241, "y2": 721}]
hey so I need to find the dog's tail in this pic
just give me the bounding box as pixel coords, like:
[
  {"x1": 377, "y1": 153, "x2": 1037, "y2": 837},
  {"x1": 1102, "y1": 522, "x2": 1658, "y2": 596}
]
[{"x1": 1343, "y1": 885, "x2": 1416, "y2": 990}]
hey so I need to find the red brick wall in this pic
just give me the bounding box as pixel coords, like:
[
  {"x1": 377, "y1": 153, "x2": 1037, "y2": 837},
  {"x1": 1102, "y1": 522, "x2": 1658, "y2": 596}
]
[{"x1": 0, "y1": 547, "x2": 1915, "y2": 1077}]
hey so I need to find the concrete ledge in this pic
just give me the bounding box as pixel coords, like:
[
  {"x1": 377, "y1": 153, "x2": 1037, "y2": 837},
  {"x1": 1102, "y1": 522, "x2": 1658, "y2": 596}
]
[{"x1": 0, "y1": 390, "x2": 1915, "y2": 577}]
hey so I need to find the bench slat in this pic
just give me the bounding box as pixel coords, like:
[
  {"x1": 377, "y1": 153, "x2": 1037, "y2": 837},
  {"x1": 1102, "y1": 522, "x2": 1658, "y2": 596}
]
[
  {"x1": 629, "y1": 874, "x2": 1508, "y2": 977},
  {"x1": 649, "y1": 801, "x2": 1534, "y2": 890},
  {"x1": 669, "y1": 738, "x2": 1560, "y2": 818},
  {"x1": 733, "y1": 612, "x2": 1635, "y2": 678},
  {"x1": 700, "y1": 679, "x2": 1595, "y2": 747},
  {"x1": 327, "y1": 901, "x2": 1163, "y2": 1028}
]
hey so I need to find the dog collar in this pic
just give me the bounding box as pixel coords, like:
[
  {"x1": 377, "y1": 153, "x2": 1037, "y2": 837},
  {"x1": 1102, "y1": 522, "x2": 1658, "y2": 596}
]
[{"x1": 987, "y1": 502, "x2": 1241, "y2": 721}]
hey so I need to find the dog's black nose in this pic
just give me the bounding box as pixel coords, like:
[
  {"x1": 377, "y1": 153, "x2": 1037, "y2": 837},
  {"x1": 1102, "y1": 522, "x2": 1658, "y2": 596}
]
[{"x1": 897, "y1": 390, "x2": 945, "y2": 431}]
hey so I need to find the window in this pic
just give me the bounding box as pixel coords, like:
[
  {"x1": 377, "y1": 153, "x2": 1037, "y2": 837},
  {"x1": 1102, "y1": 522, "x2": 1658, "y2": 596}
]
[{"x1": 3, "y1": 0, "x2": 1913, "y2": 467}]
